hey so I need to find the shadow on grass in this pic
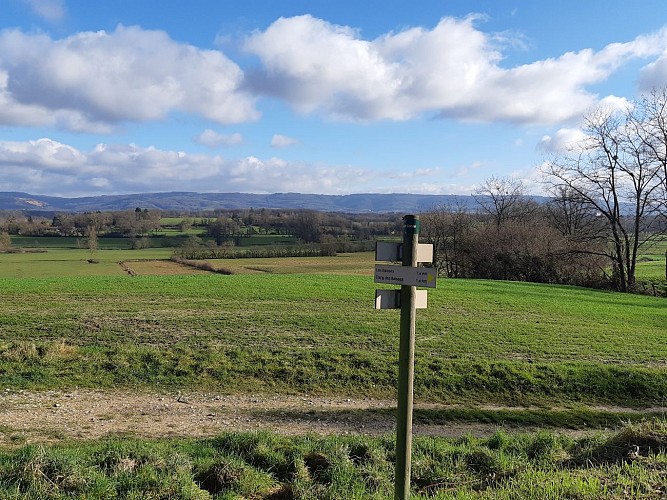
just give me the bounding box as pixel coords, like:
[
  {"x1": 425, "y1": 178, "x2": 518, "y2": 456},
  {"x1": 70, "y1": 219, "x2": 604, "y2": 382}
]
[{"x1": 251, "y1": 406, "x2": 667, "y2": 431}]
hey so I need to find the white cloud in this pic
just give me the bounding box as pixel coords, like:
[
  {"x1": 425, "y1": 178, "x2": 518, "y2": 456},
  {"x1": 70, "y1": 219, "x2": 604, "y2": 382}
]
[
  {"x1": 455, "y1": 161, "x2": 484, "y2": 177},
  {"x1": 270, "y1": 134, "x2": 298, "y2": 148},
  {"x1": 0, "y1": 138, "x2": 87, "y2": 170},
  {"x1": 0, "y1": 26, "x2": 259, "y2": 132},
  {"x1": 22, "y1": 0, "x2": 65, "y2": 22},
  {"x1": 597, "y1": 94, "x2": 631, "y2": 111},
  {"x1": 639, "y1": 50, "x2": 667, "y2": 92},
  {"x1": 0, "y1": 137, "x2": 551, "y2": 197},
  {"x1": 245, "y1": 15, "x2": 667, "y2": 124},
  {"x1": 2, "y1": 16, "x2": 665, "y2": 134},
  {"x1": 194, "y1": 129, "x2": 243, "y2": 147},
  {"x1": 0, "y1": 139, "x2": 375, "y2": 197},
  {"x1": 391, "y1": 167, "x2": 441, "y2": 179},
  {"x1": 537, "y1": 128, "x2": 588, "y2": 153}
]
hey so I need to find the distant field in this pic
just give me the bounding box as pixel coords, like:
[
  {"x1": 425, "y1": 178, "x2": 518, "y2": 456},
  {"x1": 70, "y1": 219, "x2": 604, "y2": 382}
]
[
  {"x1": 636, "y1": 239, "x2": 666, "y2": 280},
  {"x1": 10, "y1": 236, "x2": 134, "y2": 249},
  {"x1": 159, "y1": 217, "x2": 207, "y2": 226},
  {"x1": 0, "y1": 249, "x2": 373, "y2": 278},
  {"x1": 636, "y1": 257, "x2": 666, "y2": 280},
  {"x1": 9, "y1": 235, "x2": 187, "y2": 249},
  {"x1": 153, "y1": 227, "x2": 207, "y2": 236},
  {"x1": 203, "y1": 252, "x2": 374, "y2": 275},
  {"x1": 0, "y1": 248, "x2": 173, "y2": 278},
  {"x1": 0, "y1": 273, "x2": 665, "y2": 408}
]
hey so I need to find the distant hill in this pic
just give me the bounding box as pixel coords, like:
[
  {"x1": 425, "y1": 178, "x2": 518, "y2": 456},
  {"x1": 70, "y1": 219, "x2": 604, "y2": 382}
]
[{"x1": 0, "y1": 191, "x2": 507, "y2": 213}]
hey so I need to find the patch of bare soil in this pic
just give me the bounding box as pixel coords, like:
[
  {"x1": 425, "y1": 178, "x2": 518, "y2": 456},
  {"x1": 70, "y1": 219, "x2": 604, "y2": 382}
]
[
  {"x1": 0, "y1": 389, "x2": 656, "y2": 446},
  {"x1": 0, "y1": 390, "x2": 501, "y2": 445}
]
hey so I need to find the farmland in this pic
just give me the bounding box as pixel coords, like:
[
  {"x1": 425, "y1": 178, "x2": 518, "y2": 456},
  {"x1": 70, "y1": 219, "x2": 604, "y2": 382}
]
[
  {"x1": 0, "y1": 242, "x2": 666, "y2": 498},
  {"x1": 1, "y1": 270, "x2": 666, "y2": 405}
]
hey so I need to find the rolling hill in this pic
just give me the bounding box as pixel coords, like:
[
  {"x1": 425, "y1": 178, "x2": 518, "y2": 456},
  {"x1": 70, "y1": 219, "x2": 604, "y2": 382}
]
[{"x1": 0, "y1": 191, "x2": 497, "y2": 213}]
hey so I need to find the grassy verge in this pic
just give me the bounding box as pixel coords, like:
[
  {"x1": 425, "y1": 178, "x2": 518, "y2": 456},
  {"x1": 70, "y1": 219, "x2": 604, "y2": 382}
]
[{"x1": 1, "y1": 420, "x2": 666, "y2": 498}]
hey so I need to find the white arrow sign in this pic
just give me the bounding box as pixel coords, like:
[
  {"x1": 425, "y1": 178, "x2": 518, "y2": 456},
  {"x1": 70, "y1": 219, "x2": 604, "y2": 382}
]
[{"x1": 374, "y1": 264, "x2": 437, "y2": 288}]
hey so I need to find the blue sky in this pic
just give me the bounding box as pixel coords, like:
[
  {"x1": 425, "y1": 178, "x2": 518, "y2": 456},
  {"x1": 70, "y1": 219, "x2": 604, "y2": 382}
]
[{"x1": 1, "y1": 0, "x2": 667, "y2": 197}]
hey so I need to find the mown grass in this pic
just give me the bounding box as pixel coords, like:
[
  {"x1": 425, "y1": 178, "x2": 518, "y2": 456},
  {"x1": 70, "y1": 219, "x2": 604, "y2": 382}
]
[
  {"x1": 0, "y1": 274, "x2": 665, "y2": 407},
  {"x1": 1, "y1": 420, "x2": 667, "y2": 498}
]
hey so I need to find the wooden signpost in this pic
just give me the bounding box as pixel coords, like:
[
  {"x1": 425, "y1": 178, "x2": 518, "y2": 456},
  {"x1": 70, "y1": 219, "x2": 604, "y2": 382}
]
[{"x1": 374, "y1": 215, "x2": 435, "y2": 500}]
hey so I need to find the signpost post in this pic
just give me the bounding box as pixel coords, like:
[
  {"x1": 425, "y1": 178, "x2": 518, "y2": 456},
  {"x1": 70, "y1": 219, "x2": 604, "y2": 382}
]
[
  {"x1": 395, "y1": 214, "x2": 419, "y2": 500},
  {"x1": 375, "y1": 216, "x2": 434, "y2": 500}
]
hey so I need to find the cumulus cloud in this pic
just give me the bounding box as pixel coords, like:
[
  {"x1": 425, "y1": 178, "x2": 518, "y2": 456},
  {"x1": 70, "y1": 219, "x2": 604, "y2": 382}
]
[
  {"x1": 194, "y1": 129, "x2": 243, "y2": 147},
  {"x1": 270, "y1": 134, "x2": 298, "y2": 148},
  {"x1": 639, "y1": 51, "x2": 667, "y2": 92},
  {"x1": 1, "y1": 16, "x2": 666, "y2": 134},
  {"x1": 538, "y1": 128, "x2": 588, "y2": 153},
  {"x1": 0, "y1": 26, "x2": 259, "y2": 132},
  {"x1": 0, "y1": 138, "x2": 374, "y2": 196},
  {"x1": 245, "y1": 15, "x2": 667, "y2": 124}
]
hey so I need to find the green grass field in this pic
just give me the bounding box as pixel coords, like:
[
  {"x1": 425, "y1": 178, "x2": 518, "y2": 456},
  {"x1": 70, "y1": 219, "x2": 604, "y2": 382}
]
[
  {"x1": 0, "y1": 250, "x2": 372, "y2": 278},
  {"x1": 636, "y1": 253, "x2": 666, "y2": 280},
  {"x1": 1, "y1": 243, "x2": 667, "y2": 498},
  {"x1": 153, "y1": 227, "x2": 207, "y2": 236},
  {"x1": 0, "y1": 271, "x2": 665, "y2": 407},
  {"x1": 635, "y1": 239, "x2": 667, "y2": 281},
  {"x1": 0, "y1": 248, "x2": 174, "y2": 278}
]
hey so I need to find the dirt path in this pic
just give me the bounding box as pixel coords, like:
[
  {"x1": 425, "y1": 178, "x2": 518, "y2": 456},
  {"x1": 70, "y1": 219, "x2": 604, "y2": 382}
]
[
  {"x1": 0, "y1": 389, "x2": 656, "y2": 445},
  {"x1": 0, "y1": 389, "x2": 508, "y2": 445}
]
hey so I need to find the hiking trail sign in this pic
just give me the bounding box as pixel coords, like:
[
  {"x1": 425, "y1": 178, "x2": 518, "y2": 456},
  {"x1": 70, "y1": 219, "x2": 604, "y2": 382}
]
[{"x1": 373, "y1": 216, "x2": 436, "y2": 500}]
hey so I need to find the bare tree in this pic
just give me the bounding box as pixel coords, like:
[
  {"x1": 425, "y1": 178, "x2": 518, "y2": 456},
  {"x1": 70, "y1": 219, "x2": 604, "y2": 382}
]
[
  {"x1": 543, "y1": 99, "x2": 666, "y2": 291},
  {"x1": 288, "y1": 210, "x2": 322, "y2": 243},
  {"x1": 421, "y1": 203, "x2": 471, "y2": 277},
  {"x1": 629, "y1": 88, "x2": 667, "y2": 212},
  {"x1": 422, "y1": 201, "x2": 602, "y2": 284},
  {"x1": 547, "y1": 186, "x2": 597, "y2": 238},
  {"x1": 86, "y1": 225, "x2": 98, "y2": 259},
  {"x1": 473, "y1": 176, "x2": 533, "y2": 232},
  {"x1": 207, "y1": 217, "x2": 241, "y2": 245}
]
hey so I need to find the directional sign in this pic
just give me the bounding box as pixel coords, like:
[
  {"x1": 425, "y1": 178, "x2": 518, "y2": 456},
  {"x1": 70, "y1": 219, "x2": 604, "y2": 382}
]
[
  {"x1": 374, "y1": 264, "x2": 437, "y2": 288},
  {"x1": 375, "y1": 242, "x2": 434, "y2": 263},
  {"x1": 375, "y1": 289, "x2": 428, "y2": 309}
]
